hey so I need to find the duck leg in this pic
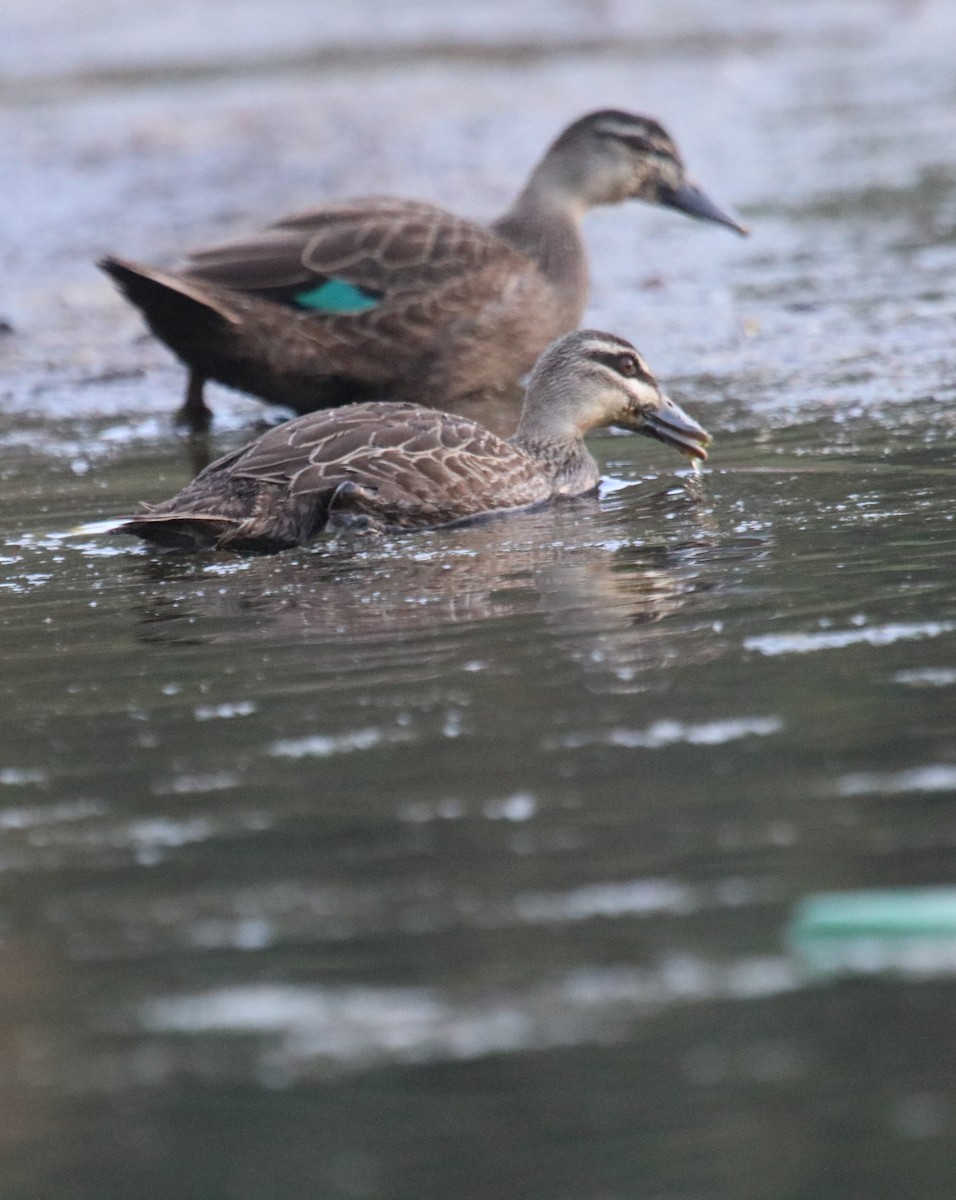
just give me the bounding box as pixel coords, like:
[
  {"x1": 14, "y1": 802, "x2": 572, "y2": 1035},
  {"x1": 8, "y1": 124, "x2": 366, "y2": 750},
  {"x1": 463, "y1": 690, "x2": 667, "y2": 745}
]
[
  {"x1": 184, "y1": 429, "x2": 213, "y2": 477},
  {"x1": 175, "y1": 370, "x2": 212, "y2": 434}
]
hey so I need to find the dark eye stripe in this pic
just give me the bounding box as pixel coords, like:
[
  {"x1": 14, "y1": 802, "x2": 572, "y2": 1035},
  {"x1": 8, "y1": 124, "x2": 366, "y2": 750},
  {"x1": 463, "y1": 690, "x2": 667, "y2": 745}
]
[{"x1": 590, "y1": 350, "x2": 655, "y2": 385}]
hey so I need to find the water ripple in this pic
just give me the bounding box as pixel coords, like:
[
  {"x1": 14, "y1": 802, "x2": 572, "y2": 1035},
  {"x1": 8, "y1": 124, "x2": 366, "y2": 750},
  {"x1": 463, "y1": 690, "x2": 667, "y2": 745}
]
[
  {"x1": 550, "y1": 716, "x2": 783, "y2": 750},
  {"x1": 745, "y1": 621, "x2": 953, "y2": 656},
  {"x1": 140, "y1": 954, "x2": 799, "y2": 1084},
  {"x1": 837, "y1": 764, "x2": 956, "y2": 797}
]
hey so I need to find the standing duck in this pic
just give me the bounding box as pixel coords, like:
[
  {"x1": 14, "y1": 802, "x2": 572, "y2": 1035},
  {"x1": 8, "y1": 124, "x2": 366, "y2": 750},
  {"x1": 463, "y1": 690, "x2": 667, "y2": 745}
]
[
  {"x1": 110, "y1": 330, "x2": 711, "y2": 554},
  {"x1": 99, "y1": 110, "x2": 745, "y2": 434}
]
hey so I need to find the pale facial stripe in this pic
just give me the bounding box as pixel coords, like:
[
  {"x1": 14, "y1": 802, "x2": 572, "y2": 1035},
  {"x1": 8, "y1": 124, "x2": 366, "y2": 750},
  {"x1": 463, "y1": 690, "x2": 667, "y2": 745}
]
[{"x1": 592, "y1": 118, "x2": 668, "y2": 144}]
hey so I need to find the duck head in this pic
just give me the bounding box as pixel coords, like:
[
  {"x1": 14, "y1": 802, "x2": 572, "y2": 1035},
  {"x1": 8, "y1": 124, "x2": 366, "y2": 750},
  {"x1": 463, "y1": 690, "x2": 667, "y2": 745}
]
[
  {"x1": 518, "y1": 329, "x2": 712, "y2": 463},
  {"x1": 537, "y1": 109, "x2": 748, "y2": 234}
]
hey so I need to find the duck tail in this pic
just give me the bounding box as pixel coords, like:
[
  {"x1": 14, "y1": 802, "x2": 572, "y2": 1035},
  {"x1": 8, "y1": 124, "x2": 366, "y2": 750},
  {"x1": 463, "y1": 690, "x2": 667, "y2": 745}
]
[
  {"x1": 98, "y1": 256, "x2": 242, "y2": 335},
  {"x1": 111, "y1": 511, "x2": 242, "y2": 553}
]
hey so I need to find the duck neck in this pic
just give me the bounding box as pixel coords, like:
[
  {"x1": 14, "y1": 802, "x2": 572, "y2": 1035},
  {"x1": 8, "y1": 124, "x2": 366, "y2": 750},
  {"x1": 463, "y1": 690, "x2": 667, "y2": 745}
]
[
  {"x1": 492, "y1": 173, "x2": 589, "y2": 314},
  {"x1": 509, "y1": 424, "x2": 600, "y2": 496}
]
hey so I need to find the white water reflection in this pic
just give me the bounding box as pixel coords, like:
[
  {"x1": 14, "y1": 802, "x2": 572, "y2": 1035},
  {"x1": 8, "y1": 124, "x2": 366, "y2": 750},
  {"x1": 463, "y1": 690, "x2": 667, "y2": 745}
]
[
  {"x1": 150, "y1": 773, "x2": 241, "y2": 796},
  {"x1": 550, "y1": 715, "x2": 782, "y2": 750},
  {"x1": 142, "y1": 955, "x2": 800, "y2": 1084},
  {"x1": 0, "y1": 768, "x2": 50, "y2": 787},
  {"x1": 837, "y1": 764, "x2": 956, "y2": 796},
  {"x1": 47, "y1": 870, "x2": 780, "y2": 966},
  {"x1": 893, "y1": 667, "x2": 956, "y2": 687},
  {"x1": 514, "y1": 877, "x2": 697, "y2": 921},
  {"x1": 270, "y1": 727, "x2": 415, "y2": 758},
  {"x1": 193, "y1": 700, "x2": 257, "y2": 720},
  {"x1": 745, "y1": 621, "x2": 954, "y2": 656}
]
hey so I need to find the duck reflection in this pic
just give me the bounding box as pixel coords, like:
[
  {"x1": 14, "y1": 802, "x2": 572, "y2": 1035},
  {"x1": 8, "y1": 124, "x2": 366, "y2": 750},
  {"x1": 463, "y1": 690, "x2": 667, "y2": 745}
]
[{"x1": 125, "y1": 480, "x2": 725, "y2": 677}]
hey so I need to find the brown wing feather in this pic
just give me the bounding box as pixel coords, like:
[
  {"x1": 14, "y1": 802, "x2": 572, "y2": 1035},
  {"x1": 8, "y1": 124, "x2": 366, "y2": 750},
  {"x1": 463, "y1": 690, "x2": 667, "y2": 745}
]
[
  {"x1": 228, "y1": 403, "x2": 549, "y2": 520},
  {"x1": 120, "y1": 402, "x2": 556, "y2": 549},
  {"x1": 183, "y1": 199, "x2": 527, "y2": 300}
]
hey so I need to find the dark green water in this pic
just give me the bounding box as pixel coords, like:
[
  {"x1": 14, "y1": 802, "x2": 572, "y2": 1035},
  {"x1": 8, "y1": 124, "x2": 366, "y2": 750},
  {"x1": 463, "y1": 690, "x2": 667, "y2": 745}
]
[{"x1": 2, "y1": 1, "x2": 956, "y2": 1197}]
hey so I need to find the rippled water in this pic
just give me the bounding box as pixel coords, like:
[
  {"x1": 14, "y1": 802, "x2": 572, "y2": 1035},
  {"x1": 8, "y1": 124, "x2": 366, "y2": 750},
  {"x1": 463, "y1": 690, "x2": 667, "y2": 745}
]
[{"x1": 2, "y1": 1, "x2": 956, "y2": 1197}]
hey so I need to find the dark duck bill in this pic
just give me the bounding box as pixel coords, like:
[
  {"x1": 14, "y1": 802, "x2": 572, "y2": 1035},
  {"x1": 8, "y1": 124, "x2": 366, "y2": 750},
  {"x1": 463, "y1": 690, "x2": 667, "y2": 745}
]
[
  {"x1": 643, "y1": 393, "x2": 712, "y2": 462},
  {"x1": 660, "y1": 180, "x2": 749, "y2": 236}
]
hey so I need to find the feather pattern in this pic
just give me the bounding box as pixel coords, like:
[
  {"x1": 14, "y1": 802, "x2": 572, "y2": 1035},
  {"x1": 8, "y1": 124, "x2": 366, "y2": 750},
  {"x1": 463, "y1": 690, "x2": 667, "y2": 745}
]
[{"x1": 186, "y1": 199, "x2": 515, "y2": 301}]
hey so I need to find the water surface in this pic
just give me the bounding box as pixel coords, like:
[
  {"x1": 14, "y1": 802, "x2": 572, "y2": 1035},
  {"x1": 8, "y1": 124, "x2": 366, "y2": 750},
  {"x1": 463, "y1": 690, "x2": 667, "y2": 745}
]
[{"x1": 2, "y1": 1, "x2": 956, "y2": 1197}]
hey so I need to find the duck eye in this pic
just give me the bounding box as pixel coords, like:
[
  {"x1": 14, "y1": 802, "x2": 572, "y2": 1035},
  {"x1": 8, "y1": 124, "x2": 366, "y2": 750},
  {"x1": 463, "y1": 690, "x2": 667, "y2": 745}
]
[{"x1": 616, "y1": 354, "x2": 639, "y2": 377}]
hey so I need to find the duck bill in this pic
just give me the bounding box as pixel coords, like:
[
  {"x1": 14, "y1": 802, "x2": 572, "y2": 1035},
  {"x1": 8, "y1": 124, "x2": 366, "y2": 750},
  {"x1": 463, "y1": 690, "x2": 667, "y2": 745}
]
[
  {"x1": 660, "y1": 181, "x2": 749, "y2": 236},
  {"x1": 641, "y1": 393, "x2": 712, "y2": 462}
]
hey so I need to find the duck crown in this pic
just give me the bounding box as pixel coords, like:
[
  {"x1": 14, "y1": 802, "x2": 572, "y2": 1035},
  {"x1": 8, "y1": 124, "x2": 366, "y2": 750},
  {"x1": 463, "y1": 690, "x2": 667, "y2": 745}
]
[{"x1": 555, "y1": 109, "x2": 684, "y2": 161}]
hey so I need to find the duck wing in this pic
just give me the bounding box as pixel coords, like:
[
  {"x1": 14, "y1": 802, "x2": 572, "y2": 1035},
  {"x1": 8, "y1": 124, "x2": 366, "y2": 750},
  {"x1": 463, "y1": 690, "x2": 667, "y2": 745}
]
[
  {"x1": 182, "y1": 199, "x2": 526, "y2": 314},
  {"x1": 117, "y1": 404, "x2": 554, "y2": 550},
  {"x1": 227, "y1": 403, "x2": 553, "y2": 526}
]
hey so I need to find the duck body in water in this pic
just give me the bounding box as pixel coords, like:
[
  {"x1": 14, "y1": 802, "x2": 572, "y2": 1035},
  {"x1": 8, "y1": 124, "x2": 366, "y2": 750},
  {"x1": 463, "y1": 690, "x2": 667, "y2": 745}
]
[
  {"x1": 111, "y1": 330, "x2": 711, "y2": 554},
  {"x1": 99, "y1": 110, "x2": 745, "y2": 433}
]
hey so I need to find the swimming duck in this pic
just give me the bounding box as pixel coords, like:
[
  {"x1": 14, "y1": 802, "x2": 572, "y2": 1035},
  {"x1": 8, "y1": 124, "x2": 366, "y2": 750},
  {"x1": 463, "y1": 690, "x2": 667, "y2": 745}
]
[
  {"x1": 111, "y1": 330, "x2": 711, "y2": 554},
  {"x1": 99, "y1": 110, "x2": 745, "y2": 434}
]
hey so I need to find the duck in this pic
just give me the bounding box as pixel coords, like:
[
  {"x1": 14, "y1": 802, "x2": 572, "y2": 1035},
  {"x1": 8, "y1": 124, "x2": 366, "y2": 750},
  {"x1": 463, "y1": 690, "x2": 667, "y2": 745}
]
[
  {"x1": 110, "y1": 329, "x2": 711, "y2": 554},
  {"x1": 99, "y1": 110, "x2": 745, "y2": 435}
]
